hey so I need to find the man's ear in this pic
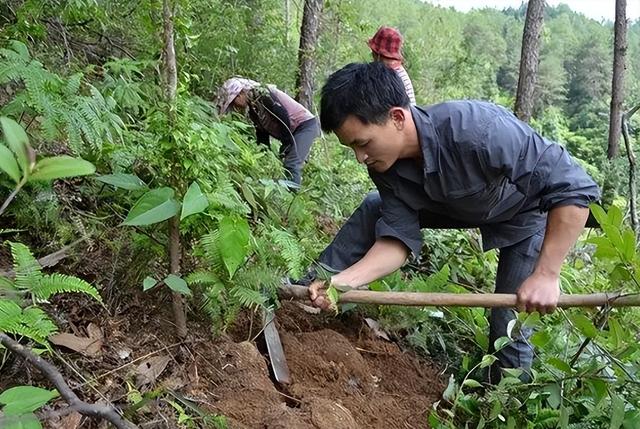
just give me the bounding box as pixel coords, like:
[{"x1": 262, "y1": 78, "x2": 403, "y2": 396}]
[{"x1": 389, "y1": 107, "x2": 406, "y2": 130}]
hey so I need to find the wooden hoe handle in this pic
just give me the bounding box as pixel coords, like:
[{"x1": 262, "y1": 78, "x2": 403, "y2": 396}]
[{"x1": 278, "y1": 284, "x2": 640, "y2": 308}]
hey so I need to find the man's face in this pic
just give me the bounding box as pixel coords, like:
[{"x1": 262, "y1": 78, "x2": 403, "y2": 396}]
[{"x1": 334, "y1": 112, "x2": 406, "y2": 173}]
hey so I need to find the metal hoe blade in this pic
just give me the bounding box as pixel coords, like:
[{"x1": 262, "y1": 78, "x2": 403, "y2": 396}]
[{"x1": 263, "y1": 308, "x2": 291, "y2": 384}]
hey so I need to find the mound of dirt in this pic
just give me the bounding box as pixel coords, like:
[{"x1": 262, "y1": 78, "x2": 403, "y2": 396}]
[
  {"x1": 198, "y1": 301, "x2": 446, "y2": 429},
  {"x1": 2, "y1": 281, "x2": 444, "y2": 429}
]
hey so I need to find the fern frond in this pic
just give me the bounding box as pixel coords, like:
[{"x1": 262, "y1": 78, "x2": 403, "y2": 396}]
[
  {"x1": 201, "y1": 282, "x2": 225, "y2": 331},
  {"x1": 0, "y1": 300, "x2": 56, "y2": 345},
  {"x1": 185, "y1": 270, "x2": 221, "y2": 286},
  {"x1": 235, "y1": 264, "x2": 281, "y2": 295},
  {"x1": 229, "y1": 285, "x2": 266, "y2": 310},
  {"x1": 20, "y1": 306, "x2": 58, "y2": 342},
  {"x1": 268, "y1": 228, "x2": 305, "y2": 278},
  {"x1": 211, "y1": 175, "x2": 250, "y2": 214},
  {"x1": 64, "y1": 73, "x2": 83, "y2": 97},
  {"x1": 534, "y1": 408, "x2": 560, "y2": 428},
  {"x1": 0, "y1": 276, "x2": 19, "y2": 301},
  {"x1": 200, "y1": 231, "x2": 225, "y2": 272},
  {"x1": 31, "y1": 273, "x2": 102, "y2": 303},
  {"x1": 10, "y1": 242, "x2": 43, "y2": 291}
]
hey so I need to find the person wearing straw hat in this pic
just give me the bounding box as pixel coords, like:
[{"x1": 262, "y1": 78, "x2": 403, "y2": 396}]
[
  {"x1": 217, "y1": 77, "x2": 320, "y2": 188},
  {"x1": 368, "y1": 26, "x2": 416, "y2": 105}
]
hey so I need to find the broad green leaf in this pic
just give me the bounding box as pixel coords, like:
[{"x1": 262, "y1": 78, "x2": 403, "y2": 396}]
[
  {"x1": 0, "y1": 144, "x2": 21, "y2": 183},
  {"x1": 501, "y1": 368, "x2": 523, "y2": 379},
  {"x1": 10, "y1": 40, "x2": 30, "y2": 60},
  {"x1": 95, "y1": 173, "x2": 147, "y2": 190},
  {"x1": 180, "y1": 182, "x2": 209, "y2": 221},
  {"x1": 601, "y1": 225, "x2": 624, "y2": 250},
  {"x1": 522, "y1": 311, "x2": 540, "y2": 328},
  {"x1": 586, "y1": 236, "x2": 612, "y2": 247},
  {"x1": 622, "y1": 229, "x2": 636, "y2": 262},
  {"x1": 241, "y1": 182, "x2": 258, "y2": 212},
  {"x1": 590, "y1": 204, "x2": 607, "y2": 227},
  {"x1": 0, "y1": 117, "x2": 29, "y2": 175},
  {"x1": 587, "y1": 379, "x2": 608, "y2": 405},
  {"x1": 462, "y1": 379, "x2": 482, "y2": 388},
  {"x1": 0, "y1": 386, "x2": 58, "y2": 415},
  {"x1": 479, "y1": 354, "x2": 497, "y2": 368},
  {"x1": 559, "y1": 406, "x2": 571, "y2": 429},
  {"x1": 30, "y1": 156, "x2": 95, "y2": 181},
  {"x1": 218, "y1": 216, "x2": 251, "y2": 279},
  {"x1": 570, "y1": 314, "x2": 598, "y2": 338},
  {"x1": 594, "y1": 243, "x2": 619, "y2": 260},
  {"x1": 530, "y1": 330, "x2": 552, "y2": 348},
  {"x1": 544, "y1": 383, "x2": 561, "y2": 409},
  {"x1": 608, "y1": 318, "x2": 623, "y2": 349},
  {"x1": 143, "y1": 277, "x2": 158, "y2": 291},
  {"x1": 489, "y1": 400, "x2": 502, "y2": 420},
  {"x1": 163, "y1": 274, "x2": 192, "y2": 296},
  {"x1": 608, "y1": 205, "x2": 624, "y2": 229},
  {"x1": 493, "y1": 336, "x2": 511, "y2": 351},
  {"x1": 611, "y1": 394, "x2": 625, "y2": 429},
  {"x1": 623, "y1": 409, "x2": 640, "y2": 429},
  {"x1": 123, "y1": 187, "x2": 180, "y2": 226},
  {"x1": 546, "y1": 357, "x2": 572, "y2": 374},
  {"x1": 1, "y1": 413, "x2": 42, "y2": 429}
]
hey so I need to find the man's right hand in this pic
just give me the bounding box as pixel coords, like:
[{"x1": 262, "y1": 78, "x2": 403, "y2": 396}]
[{"x1": 308, "y1": 279, "x2": 331, "y2": 311}]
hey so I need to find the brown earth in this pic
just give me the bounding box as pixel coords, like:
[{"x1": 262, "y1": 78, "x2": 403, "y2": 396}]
[{"x1": 2, "y1": 286, "x2": 445, "y2": 429}]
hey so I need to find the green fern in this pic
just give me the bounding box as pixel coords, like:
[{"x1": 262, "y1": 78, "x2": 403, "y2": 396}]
[
  {"x1": 229, "y1": 286, "x2": 266, "y2": 310},
  {"x1": 268, "y1": 228, "x2": 305, "y2": 279},
  {"x1": 0, "y1": 300, "x2": 57, "y2": 345},
  {"x1": 210, "y1": 174, "x2": 250, "y2": 214},
  {"x1": 0, "y1": 40, "x2": 123, "y2": 155},
  {"x1": 5, "y1": 242, "x2": 102, "y2": 303},
  {"x1": 533, "y1": 408, "x2": 561, "y2": 428},
  {"x1": 185, "y1": 271, "x2": 221, "y2": 286},
  {"x1": 200, "y1": 230, "x2": 225, "y2": 273},
  {"x1": 31, "y1": 273, "x2": 102, "y2": 303},
  {"x1": 10, "y1": 242, "x2": 43, "y2": 291},
  {"x1": 0, "y1": 242, "x2": 102, "y2": 346}
]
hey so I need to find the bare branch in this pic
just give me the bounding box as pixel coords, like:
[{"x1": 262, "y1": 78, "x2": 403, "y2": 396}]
[{"x1": 0, "y1": 333, "x2": 138, "y2": 429}]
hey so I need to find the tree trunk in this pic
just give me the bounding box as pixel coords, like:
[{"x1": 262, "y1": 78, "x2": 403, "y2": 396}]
[
  {"x1": 295, "y1": 0, "x2": 324, "y2": 110},
  {"x1": 514, "y1": 0, "x2": 545, "y2": 122},
  {"x1": 162, "y1": 0, "x2": 177, "y2": 107},
  {"x1": 623, "y1": 103, "x2": 640, "y2": 232},
  {"x1": 285, "y1": 0, "x2": 290, "y2": 44},
  {"x1": 169, "y1": 216, "x2": 187, "y2": 338},
  {"x1": 607, "y1": 0, "x2": 628, "y2": 159},
  {"x1": 162, "y1": 0, "x2": 187, "y2": 339}
]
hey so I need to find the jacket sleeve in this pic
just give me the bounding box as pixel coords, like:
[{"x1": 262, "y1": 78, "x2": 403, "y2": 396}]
[
  {"x1": 370, "y1": 173, "x2": 423, "y2": 259},
  {"x1": 482, "y1": 110, "x2": 601, "y2": 212},
  {"x1": 255, "y1": 128, "x2": 270, "y2": 145},
  {"x1": 255, "y1": 90, "x2": 295, "y2": 147}
]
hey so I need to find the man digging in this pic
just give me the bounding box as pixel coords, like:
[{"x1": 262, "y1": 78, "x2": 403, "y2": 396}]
[{"x1": 300, "y1": 62, "x2": 600, "y2": 382}]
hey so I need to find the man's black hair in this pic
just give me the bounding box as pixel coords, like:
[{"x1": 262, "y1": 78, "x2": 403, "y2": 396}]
[{"x1": 320, "y1": 62, "x2": 410, "y2": 132}]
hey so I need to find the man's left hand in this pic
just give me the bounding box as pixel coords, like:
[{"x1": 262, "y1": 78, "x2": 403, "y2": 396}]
[{"x1": 516, "y1": 272, "x2": 560, "y2": 315}]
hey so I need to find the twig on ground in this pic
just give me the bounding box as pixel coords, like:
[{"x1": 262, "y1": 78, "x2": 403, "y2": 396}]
[{"x1": 0, "y1": 333, "x2": 138, "y2": 429}]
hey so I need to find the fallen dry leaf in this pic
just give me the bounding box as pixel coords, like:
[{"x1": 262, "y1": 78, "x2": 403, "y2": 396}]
[
  {"x1": 364, "y1": 318, "x2": 391, "y2": 341},
  {"x1": 49, "y1": 323, "x2": 103, "y2": 357},
  {"x1": 58, "y1": 411, "x2": 83, "y2": 429},
  {"x1": 135, "y1": 355, "x2": 171, "y2": 388}
]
